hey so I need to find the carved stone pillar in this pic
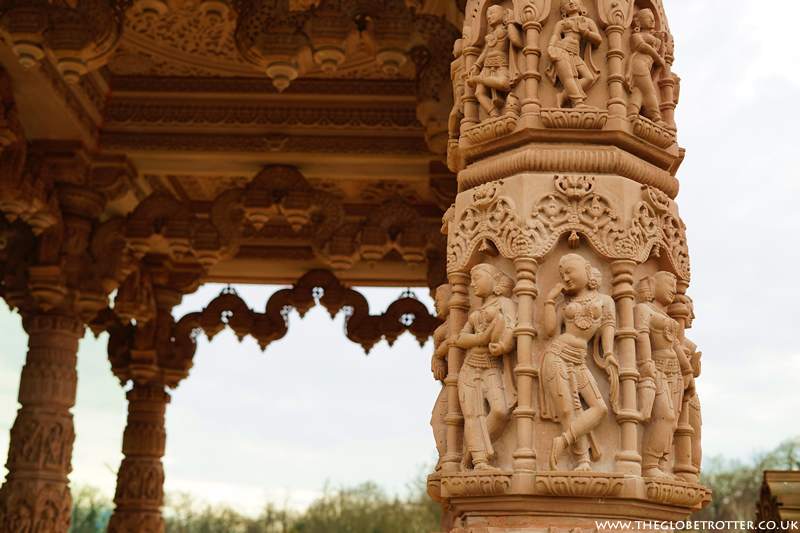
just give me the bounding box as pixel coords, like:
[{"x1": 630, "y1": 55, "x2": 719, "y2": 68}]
[
  {"x1": 668, "y1": 279, "x2": 697, "y2": 484},
  {"x1": 0, "y1": 312, "x2": 83, "y2": 533},
  {"x1": 428, "y1": 0, "x2": 706, "y2": 529},
  {"x1": 441, "y1": 272, "x2": 469, "y2": 473},
  {"x1": 107, "y1": 384, "x2": 170, "y2": 533},
  {"x1": 610, "y1": 259, "x2": 642, "y2": 475},
  {"x1": 510, "y1": 258, "x2": 537, "y2": 492},
  {"x1": 104, "y1": 262, "x2": 203, "y2": 531}
]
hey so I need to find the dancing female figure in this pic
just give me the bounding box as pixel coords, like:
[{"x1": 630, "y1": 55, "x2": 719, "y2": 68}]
[
  {"x1": 455, "y1": 264, "x2": 517, "y2": 471},
  {"x1": 545, "y1": 0, "x2": 602, "y2": 108},
  {"x1": 634, "y1": 271, "x2": 694, "y2": 479},
  {"x1": 541, "y1": 254, "x2": 618, "y2": 471}
]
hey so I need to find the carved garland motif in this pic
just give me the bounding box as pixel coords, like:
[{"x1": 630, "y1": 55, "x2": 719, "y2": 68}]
[{"x1": 447, "y1": 176, "x2": 690, "y2": 280}]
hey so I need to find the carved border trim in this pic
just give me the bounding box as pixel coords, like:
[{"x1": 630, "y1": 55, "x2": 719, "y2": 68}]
[
  {"x1": 111, "y1": 77, "x2": 418, "y2": 97},
  {"x1": 105, "y1": 101, "x2": 421, "y2": 130},
  {"x1": 99, "y1": 132, "x2": 431, "y2": 155},
  {"x1": 457, "y1": 146, "x2": 680, "y2": 199}
]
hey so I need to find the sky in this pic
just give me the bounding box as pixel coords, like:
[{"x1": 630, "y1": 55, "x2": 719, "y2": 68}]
[{"x1": 2, "y1": 0, "x2": 800, "y2": 517}]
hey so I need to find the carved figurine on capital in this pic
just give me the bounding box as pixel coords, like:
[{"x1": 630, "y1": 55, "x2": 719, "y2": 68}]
[
  {"x1": 625, "y1": 8, "x2": 668, "y2": 125},
  {"x1": 634, "y1": 271, "x2": 695, "y2": 479},
  {"x1": 466, "y1": 4, "x2": 524, "y2": 119},
  {"x1": 454, "y1": 263, "x2": 517, "y2": 471},
  {"x1": 541, "y1": 253, "x2": 619, "y2": 471},
  {"x1": 545, "y1": 0, "x2": 602, "y2": 109}
]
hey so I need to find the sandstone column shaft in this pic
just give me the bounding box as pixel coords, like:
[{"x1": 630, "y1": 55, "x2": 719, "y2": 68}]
[
  {"x1": 511, "y1": 258, "x2": 538, "y2": 484},
  {"x1": 108, "y1": 384, "x2": 171, "y2": 533},
  {"x1": 610, "y1": 260, "x2": 642, "y2": 475},
  {"x1": 520, "y1": 22, "x2": 543, "y2": 117},
  {"x1": 442, "y1": 272, "x2": 470, "y2": 473},
  {"x1": 0, "y1": 312, "x2": 83, "y2": 533},
  {"x1": 605, "y1": 25, "x2": 628, "y2": 121}
]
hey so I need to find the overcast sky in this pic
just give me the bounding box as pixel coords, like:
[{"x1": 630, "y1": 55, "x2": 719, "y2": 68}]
[{"x1": 2, "y1": 0, "x2": 800, "y2": 516}]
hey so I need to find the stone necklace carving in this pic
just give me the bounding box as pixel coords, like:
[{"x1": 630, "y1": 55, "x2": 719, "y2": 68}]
[{"x1": 567, "y1": 290, "x2": 600, "y2": 330}]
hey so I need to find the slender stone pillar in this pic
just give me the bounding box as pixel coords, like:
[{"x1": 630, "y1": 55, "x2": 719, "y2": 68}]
[
  {"x1": 0, "y1": 312, "x2": 83, "y2": 532},
  {"x1": 108, "y1": 384, "x2": 170, "y2": 533},
  {"x1": 441, "y1": 272, "x2": 470, "y2": 473},
  {"x1": 668, "y1": 280, "x2": 698, "y2": 484},
  {"x1": 510, "y1": 258, "x2": 537, "y2": 491},
  {"x1": 611, "y1": 259, "x2": 642, "y2": 475}
]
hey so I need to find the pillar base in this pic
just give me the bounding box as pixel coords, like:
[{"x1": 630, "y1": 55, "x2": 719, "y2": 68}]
[{"x1": 431, "y1": 471, "x2": 709, "y2": 533}]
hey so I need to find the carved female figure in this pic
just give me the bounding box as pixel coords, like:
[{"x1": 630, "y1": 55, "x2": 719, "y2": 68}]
[
  {"x1": 466, "y1": 5, "x2": 524, "y2": 118},
  {"x1": 541, "y1": 254, "x2": 618, "y2": 471},
  {"x1": 634, "y1": 271, "x2": 695, "y2": 479},
  {"x1": 430, "y1": 284, "x2": 452, "y2": 471},
  {"x1": 683, "y1": 297, "x2": 702, "y2": 475},
  {"x1": 624, "y1": 9, "x2": 667, "y2": 125},
  {"x1": 545, "y1": 0, "x2": 602, "y2": 108},
  {"x1": 455, "y1": 264, "x2": 517, "y2": 471}
]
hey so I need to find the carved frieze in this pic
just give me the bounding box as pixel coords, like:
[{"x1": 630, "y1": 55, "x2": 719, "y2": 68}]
[{"x1": 447, "y1": 176, "x2": 690, "y2": 281}]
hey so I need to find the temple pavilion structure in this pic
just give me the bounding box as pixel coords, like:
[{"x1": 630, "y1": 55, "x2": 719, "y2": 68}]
[{"x1": 0, "y1": 0, "x2": 710, "y2": 530}]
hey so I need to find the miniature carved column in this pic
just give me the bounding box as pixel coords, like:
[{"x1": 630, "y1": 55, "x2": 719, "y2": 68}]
[
  {"x1": 108, "y1": 384, "x2": 170, "y2": 533},
  {"x1": 0, "y1": 312, "x2": 83, "y2": 533},
  {"x1": 604, "y1": 23, "x2": 628, "y2": 123},
  {"x1": 442, "y1": 272, "x2": 470, "y2": 473},
  {"x1": 611, "y1": 259, "x2": 642, "y2": 475},
  {"x1": 668, "y1": 279, "x2": 697, "y2": 484},
  {"x1": 511, "y1": 258, "x2": 537, "y2": 489},
  {"x1": 519, "y1": 21, "x2": 543, "y2": 116}
]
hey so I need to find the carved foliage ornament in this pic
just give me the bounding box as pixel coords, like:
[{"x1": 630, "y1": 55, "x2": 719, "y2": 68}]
[{"x1": 447, "y1": 177, "x2": 690, "y2": 280}]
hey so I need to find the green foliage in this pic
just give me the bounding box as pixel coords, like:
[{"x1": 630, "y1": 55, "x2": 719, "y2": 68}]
[
  {"x1": 691, "y1": 436, "x2": 800, "y2": 523},
  {"x1": 69, "y1": 485, "x2": 112, "y2": 533},
  {"x1": 158, "y1": 481, "x2": 440, "y2": 533}
]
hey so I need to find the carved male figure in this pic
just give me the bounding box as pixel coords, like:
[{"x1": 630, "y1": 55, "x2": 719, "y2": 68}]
[
  {"x1": 466, "y1": 5, "x2": 524, "y2": 118},
  {"x1": 430, "y1": 284, "x2": 453, "y2": 471},
  {"x1": 455, "y1": 264, "x2": 517, "y2": 471},
  {"x1": 541, "y1": 253, "x2": 618, "y2": 471},
  {"x1": 634, "y1": 271, "x2": 695, "y2": 479},
  {"x1": 625, "y1": 8, "x2": 667, "y2": 125},
  {"x1": 545, "y1": 0, "x2": 602, "y2": 108}
]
